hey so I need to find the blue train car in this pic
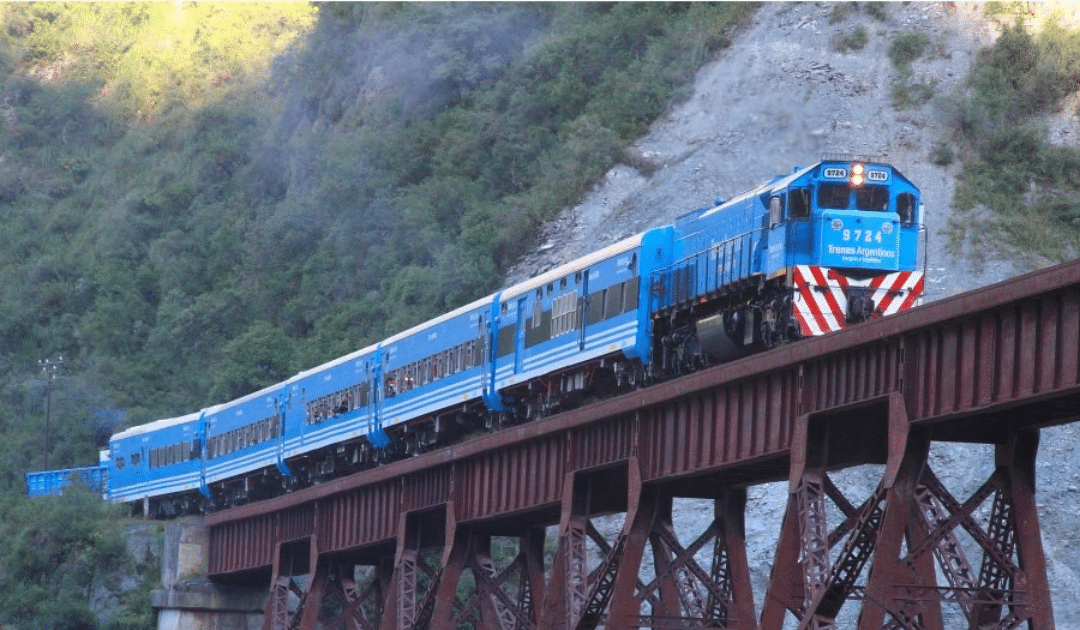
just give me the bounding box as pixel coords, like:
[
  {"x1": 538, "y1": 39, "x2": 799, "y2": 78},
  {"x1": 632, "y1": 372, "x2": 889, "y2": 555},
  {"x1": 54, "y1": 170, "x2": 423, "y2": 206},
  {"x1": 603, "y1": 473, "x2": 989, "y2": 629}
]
[
  {"x1": 492, "y1": 228, "x2": 673, "y2": 416},
  {"x1": 202, "y1": 381, "x2": 288, "y2": 508},
  {"x1": 379, "y1": 294, "x2": 497, "y2": 451},
  {"x1": 26, "y1": 461, "x2": 108, "y2": 497},
  {"x1": 107, "y1": 410, "x2": 205, "y2": 512},
  {"x1": 279, "y1": 342, "x2": 384, "y2": 486}
]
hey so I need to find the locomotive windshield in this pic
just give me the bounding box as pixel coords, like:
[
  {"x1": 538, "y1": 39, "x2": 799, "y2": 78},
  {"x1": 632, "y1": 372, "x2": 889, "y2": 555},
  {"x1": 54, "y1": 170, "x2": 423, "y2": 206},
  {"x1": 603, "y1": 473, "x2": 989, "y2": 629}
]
[{"x1": 817, "y1": 182, "x2": 890, "y2": 211}]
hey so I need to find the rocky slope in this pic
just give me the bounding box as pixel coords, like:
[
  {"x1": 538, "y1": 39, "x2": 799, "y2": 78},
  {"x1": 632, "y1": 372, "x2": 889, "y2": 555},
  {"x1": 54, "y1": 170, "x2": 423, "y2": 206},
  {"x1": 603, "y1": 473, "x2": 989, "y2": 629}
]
[{"x1": 507, "y1": 3, "x2": 1080, "y2": 626}]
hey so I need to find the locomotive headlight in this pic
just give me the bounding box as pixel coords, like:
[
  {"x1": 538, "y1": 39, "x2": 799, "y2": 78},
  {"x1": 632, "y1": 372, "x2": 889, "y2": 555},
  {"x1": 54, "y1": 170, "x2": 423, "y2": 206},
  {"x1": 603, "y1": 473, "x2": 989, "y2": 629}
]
[{"x1": 850, "y1": 162, "x2": 865, "y2": 186}]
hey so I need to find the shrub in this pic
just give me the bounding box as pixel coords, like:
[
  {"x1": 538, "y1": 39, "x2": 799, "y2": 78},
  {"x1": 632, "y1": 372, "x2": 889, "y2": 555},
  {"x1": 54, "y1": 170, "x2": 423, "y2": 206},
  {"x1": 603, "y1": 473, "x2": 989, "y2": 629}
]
[
  {"x1": 828, "y1": 3, "x2": 858, "y2": 24},
  {"x1": 833, "y1": 26, "x2": 869, "y2": 52},
  {"x1": 930, "y1": 142, "x2": 955, "y2": 167},
  {"x1": 892, "y1": 77, "x2": 936, "y2": 109},
  {"x1": 889, "y1": 32, "x2": 931, "y2": 71},
  {"x1": 865, "y1": 2, "x2": 889, "y2": 22}
]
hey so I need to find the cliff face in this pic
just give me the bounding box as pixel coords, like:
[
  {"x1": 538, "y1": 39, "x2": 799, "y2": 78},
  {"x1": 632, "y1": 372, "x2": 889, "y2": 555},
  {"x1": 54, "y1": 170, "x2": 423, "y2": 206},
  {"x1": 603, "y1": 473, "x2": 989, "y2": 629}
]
[{"x1": 508, "y1": 3, "x2": 1080, "y2": 626}]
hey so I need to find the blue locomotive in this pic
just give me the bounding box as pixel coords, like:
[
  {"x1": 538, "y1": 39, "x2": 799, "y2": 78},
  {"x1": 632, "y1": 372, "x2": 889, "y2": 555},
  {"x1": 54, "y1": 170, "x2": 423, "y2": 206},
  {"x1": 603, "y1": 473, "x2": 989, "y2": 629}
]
[{"x1": 36, "y1": 157, "x2": 925, "y2": 515}]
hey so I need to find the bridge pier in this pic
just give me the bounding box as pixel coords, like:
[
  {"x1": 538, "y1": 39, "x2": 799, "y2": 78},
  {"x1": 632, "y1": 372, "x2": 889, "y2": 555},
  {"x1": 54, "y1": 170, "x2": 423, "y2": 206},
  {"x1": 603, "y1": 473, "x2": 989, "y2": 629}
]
[
  {"x1": 604, "y1": 485, "x2": 759, "y2": 630},
  {"x1": 152, "y1": 518, "x2": 266, "y2": 630}
]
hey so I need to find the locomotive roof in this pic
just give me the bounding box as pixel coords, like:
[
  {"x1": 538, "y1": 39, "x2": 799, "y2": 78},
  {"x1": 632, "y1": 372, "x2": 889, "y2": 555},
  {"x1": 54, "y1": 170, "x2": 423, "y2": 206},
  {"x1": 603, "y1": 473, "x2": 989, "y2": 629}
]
[
  {"x1": 695, "y1": 167, "x2": 808, "y2": 222},
  {"x1": 500, "y1": 232, "x2": 647, "y2": 301},
  {"x1": 695, "y1": 159, "x2": 912, "y2": 222}
]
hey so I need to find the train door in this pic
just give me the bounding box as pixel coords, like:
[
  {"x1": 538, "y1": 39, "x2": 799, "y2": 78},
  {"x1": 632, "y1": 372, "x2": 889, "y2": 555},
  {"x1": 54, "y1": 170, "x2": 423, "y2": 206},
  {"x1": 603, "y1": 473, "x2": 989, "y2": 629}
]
[
  {"x1": 514, "y1": 297, "x2": 528, "y2": 373},
  {"x1": 578, "y1": 269, "x2": 590, "y2": 350},
  {"x1": 275, "y1": 390, "x2": 292, "y2": 477},
  {"x1": 197, "y1": 412, "x2": 212, "y2": 499},
  {"x1": 480, "y1": 294, "x2": 505, "y2": 412},
  {"x1": 766, "y1": 194, "x2": 787, "y2": 275},
  {"x1": 137, "y1": 437, "x2": 149, "y2": 508}
]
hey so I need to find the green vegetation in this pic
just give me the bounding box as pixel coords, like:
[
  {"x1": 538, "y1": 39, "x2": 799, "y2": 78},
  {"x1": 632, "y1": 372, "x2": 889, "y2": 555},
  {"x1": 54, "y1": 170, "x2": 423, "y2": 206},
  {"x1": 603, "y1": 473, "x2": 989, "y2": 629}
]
[
  {"x1": 828, "y1": 2, "x2": 888, "y2": 26},
  {"x1": 888, "y1": 31, "x2": 937, "y2": 109},
  {"x1": 945, "y1": 16, "x2": 1080, "y2": 267},
  {"x1": 833, "y1": 26, "x2": 869, "y2": 53},
  {"x1": 0, "y1": 3, "x2": 756, "y2": 626},
  {"x1": 0, "y1": 485, "x2": 158, "y2": 630},
  {"x1": 930, "y1": 142, "x2": 955, "y2": 167},
  {"x1": 865, "y1": 2, "x2": 889, "y2": 22},
  {"x1": 889, "y1": 32, "x2": 932, "y2": 70}
]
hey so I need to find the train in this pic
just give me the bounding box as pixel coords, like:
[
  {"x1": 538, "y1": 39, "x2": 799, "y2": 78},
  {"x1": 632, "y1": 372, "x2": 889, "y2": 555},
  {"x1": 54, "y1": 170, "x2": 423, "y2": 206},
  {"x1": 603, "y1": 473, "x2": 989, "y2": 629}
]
[{"x1": 27, "y1": 156, "x2": 924, "y2": 516}]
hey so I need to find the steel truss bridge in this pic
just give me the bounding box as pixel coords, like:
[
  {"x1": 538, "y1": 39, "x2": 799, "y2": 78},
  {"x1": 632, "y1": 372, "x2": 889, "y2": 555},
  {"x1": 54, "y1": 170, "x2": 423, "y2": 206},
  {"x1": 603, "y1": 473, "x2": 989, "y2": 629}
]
[{"x1": 205, "y1": 260, "x2": 1080, "y2": 630}]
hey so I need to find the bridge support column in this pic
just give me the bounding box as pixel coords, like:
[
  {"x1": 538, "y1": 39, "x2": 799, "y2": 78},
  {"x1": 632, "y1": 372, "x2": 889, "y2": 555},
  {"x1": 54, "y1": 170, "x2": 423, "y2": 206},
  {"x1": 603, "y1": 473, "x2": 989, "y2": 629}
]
[
  {"x1": 537, "y1": 456, "x2": 758, "y2": 630},
  {"x1": 264, "y1": 536, "x2": 321, "y2": 630},
  {"x1": 422, "y1": 526, "x2": 546, "y2": 630},
  {"x1": 607, "y1": 487, "x2": 758, "y2": 630},
  {"x1": 382, "y1": 504, "x2": 456, "y2": 630},
  {"x1": 760, "y1": 394, "x2": 1055, "y2": 630},
  {"x1": 313, "y1": 558, "x2": 392, "y2": 630},
  {"x1": 153, "y1": 518, "x2": 266, "y2": 630},
  {"x1": 540, "y1": 459, "x2": 642, "y2": 630}
]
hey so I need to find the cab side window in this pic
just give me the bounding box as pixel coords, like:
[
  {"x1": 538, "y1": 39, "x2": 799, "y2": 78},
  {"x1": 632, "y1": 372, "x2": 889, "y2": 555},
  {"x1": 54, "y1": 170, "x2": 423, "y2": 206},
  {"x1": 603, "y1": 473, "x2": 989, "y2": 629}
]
[
  {"x1": 789, "y1": 188, "x2": 810, "y2": 218},
  {"x1": 897, "y1": 192, "x2": 917, "y2": 227}
]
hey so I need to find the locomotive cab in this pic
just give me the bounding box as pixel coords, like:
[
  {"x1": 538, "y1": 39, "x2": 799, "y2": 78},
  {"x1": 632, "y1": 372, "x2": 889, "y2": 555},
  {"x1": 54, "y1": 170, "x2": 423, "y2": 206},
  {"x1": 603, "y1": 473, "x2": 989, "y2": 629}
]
[{"x1": 780, "y1": 157, "x2": 924, "y2": 335}]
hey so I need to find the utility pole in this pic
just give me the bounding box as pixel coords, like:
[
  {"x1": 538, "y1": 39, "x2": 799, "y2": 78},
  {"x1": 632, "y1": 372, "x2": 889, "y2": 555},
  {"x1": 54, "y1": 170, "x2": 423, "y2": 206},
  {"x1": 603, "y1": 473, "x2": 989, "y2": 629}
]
[{"x1": 40, "y1": 356, "x2": 63, "y2": 470}]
